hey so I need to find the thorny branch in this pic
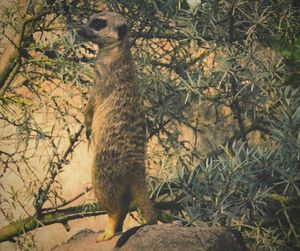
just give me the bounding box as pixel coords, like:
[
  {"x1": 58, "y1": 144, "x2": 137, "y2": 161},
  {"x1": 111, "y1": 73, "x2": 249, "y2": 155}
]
[
  {"x1": 227, "y1": 5, "x2": 249, "y2": 147},
  {"x1": 34, "y1": 125, "x2": 85, "y2": 217}
]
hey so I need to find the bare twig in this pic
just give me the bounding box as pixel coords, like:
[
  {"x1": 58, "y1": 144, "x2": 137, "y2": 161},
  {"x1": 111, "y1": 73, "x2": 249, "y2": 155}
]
[
  {"x1": 34, "y1": 125, "x2": 85, "y2": 217},
  {"x1": 42, "y1": 187, "x2": 92, "y2": 212}
]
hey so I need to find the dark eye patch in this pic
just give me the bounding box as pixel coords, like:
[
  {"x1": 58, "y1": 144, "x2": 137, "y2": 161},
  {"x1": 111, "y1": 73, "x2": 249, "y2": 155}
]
[
  {"x1": 117, "y1": 24, "x2": 128, "y2": 40},
  {"x1": 89, "y1": 19, "x2": 107, "y2": 31}
]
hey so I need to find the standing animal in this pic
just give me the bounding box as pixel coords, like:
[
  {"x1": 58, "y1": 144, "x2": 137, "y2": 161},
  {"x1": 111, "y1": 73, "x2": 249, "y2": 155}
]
[{"x1": 77, "y1": 11, "x2": 157, "y2": 242}]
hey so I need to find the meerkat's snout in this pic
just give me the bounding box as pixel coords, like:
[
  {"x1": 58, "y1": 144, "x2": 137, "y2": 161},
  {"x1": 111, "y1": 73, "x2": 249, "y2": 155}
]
[{"x1": 77, "y1": 25, "x2": 94, "y2": 38}]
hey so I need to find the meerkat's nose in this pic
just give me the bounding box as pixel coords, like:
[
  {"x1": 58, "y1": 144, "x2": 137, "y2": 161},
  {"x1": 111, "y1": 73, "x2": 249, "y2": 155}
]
[{"x1": 77, "y1": 25, "x2": 85, "y2": 36}]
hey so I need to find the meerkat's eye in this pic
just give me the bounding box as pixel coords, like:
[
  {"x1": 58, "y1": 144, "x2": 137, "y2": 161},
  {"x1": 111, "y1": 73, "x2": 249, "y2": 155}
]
[{"x1": 89, "y1": 19, "x2": 107, "y2": 31}]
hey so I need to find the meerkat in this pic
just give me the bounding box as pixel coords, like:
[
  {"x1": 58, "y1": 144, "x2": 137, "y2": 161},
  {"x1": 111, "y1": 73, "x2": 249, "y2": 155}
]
[{"x1": 77, "y1": 11, "x2": 157, "y2": 242}]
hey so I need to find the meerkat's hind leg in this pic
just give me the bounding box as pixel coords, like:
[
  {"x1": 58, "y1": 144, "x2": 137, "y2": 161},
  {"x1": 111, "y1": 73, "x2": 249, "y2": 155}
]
[
  {"x1": 131, "y1": 181, "x2": 157, "y2": 225},
  {"x1": 96, "y1": 193, "x2": 130, "y2": 242},
  {"x1": 96, "y1": 209, "x2": 127, "y2": 242},
  {"x1": 96, "y1": 213, "x2": 117, "y2": 242}
]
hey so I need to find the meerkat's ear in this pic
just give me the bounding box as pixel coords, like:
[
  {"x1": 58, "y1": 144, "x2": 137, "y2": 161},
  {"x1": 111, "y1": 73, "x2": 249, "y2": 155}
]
[{"x1": 117, "y1": 24, "x2": 128, "y2": 40}]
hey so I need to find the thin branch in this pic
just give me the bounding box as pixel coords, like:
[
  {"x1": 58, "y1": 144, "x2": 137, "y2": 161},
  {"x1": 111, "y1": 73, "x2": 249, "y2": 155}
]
[
  {"x1": 227, "y1": 4, "x2": 249, "y2": 147},
  {"x1": 34, "y1": 125, "x2": 85, "y2": 217},
  {"x1": 42, "y1": 187, "x2": 92, "y2": 212}
]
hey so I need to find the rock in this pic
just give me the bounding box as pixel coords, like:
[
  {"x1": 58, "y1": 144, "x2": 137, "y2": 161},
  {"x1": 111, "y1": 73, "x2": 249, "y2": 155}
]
[
  {"x1": 51, "y1": 224, "x2": 248, "y2": 251},
  {"x1": 52, "y1": 228, "x2": 119, "y2": 251},
  {"x1": 66, "y1": 228, "x2": 95, "y2": 242},
  {"x1": 114, "y1": 223, "x2": 248, "y2": 251}
]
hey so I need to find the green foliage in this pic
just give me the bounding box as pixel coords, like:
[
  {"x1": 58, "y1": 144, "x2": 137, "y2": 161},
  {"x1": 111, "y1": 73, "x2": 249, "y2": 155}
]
[{"x1": 158, "y1": 91, "x2": 300, "y2": 249}]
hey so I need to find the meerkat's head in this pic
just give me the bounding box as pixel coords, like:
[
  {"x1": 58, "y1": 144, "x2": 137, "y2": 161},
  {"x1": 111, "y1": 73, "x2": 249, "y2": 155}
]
[{"x1": 77, "y1": 11, "x2": 128, "y2": 48}]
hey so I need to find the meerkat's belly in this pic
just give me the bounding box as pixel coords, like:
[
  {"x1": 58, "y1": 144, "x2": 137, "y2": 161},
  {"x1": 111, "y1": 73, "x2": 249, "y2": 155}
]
[
  {"x1": 91, "y1": 100, "x2": 146, "y2": 210},
  {"x1": 91, "y1": 100, "x2": 145, "y2": 181}
]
